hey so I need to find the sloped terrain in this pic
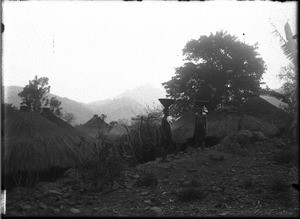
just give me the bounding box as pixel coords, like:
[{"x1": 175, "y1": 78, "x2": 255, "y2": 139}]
[{"x1": 5, "y1": 138, "x2": 299, "y2": 217}]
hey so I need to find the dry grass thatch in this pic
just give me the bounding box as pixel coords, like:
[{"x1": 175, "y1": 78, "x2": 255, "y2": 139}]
[
  {"x1": 40, "y1": 109, "x2": 96, "y2": 156},
  {"x1": 242, "y1": 97, "x2": 292, "y2": 130},
  {"x1": 3, "y1": 111, "x2": 83, "y2": 174},
  {"x1": 76, "y1": 115, "x2": 110, "y2": 139},
  {"x1": 171, "y1": 109, "x2": 280, "y2": 143},
  {"x1": 206, "y1": 110, "x2": 280, "y2": 139}
]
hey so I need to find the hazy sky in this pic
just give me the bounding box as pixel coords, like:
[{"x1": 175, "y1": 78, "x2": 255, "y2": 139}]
[{"x1": 2, "y1": 1, "x2": 297, "y2": 103}]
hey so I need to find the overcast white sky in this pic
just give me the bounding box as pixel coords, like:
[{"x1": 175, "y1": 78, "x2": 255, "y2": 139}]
[{"x1": 2, "y1": 1, "x2": 297, "y2": 103}]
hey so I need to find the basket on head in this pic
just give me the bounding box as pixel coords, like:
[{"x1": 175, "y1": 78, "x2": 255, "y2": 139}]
[{"x1": 158, "y1": 98, "x2": 175, "y2": 109}]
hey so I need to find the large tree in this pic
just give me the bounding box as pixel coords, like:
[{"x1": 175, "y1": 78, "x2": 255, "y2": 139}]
[
  {"x1": 18, "y1": 75, "x2": 62, "y2": 116},
  {"x1": 162, "y1": 31, "x2": 266, "y2": 116}
]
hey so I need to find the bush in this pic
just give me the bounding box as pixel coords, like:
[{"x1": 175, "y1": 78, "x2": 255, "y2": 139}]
[
  {"x1": 81, "y1": 139, "x2": 125, "y2": 190},
  {"x1": 134, "y1": 171, "x2": 158, "y2": 187},
  {"x1": 177, "y1": 187, "x2": 205, "y2": 202},
  {"x1": 127, "y1": 107, "x2": 163, "y2": 164}
]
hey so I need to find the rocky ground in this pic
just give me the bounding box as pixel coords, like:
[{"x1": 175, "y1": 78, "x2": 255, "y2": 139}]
[{"x1": 4, "y1": 137, "x2": 299, "y2": 217}]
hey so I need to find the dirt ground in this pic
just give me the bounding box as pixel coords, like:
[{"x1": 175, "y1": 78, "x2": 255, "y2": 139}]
[{"x1": 4, "y1": 138, "x2": 299, "y2": 217}]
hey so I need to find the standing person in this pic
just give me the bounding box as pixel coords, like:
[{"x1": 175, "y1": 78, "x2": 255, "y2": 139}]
[
  {"x1": 194, "y1": 106, "x2": 208, "y2": 150},
  {"x1": 161, "y1": 108, "x2": 172, "y2": 162}
]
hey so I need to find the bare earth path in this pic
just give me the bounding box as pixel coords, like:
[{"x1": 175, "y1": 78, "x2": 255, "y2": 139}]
[{"x1": 5, "y1": 139, "x2": 299, "y2": 217}]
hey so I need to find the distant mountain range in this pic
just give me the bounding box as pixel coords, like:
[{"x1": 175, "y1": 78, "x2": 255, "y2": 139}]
[
  {"x1": 3, "y1": 84, "x2": 167, "y2": 124},
  {"x1": 3, "y1": 85, "x2": 286, "y2": 124}
]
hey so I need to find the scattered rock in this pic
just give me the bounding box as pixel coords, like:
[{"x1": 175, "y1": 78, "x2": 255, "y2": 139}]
[
  {"x1": 38, "y1": 203, "x2": 48, "y2": 209},
  {"x1": 140, "y1": 191, "x2": 150, "y2": 196},
  {"x1": 144, "y1": 199, "x2": 152, "y2": 204},
  {"x1": 150, "y1": 207, "x2": 162, "y2": 215},
  {"x1": 70, "y1": 208, "x2": 81, "y2": 214},
  {"x1": 133, "y1": 174, "x2": 140, "y2": 179},
  {"x1": 64, "y1": 168, "x2": 82, "y2": 179},
  {"x1": 165, "y1": 157, "x2": 172, "y2": 162},
  {"x1": 47, "y1": 190, "x2": 63, "y2": 196}
]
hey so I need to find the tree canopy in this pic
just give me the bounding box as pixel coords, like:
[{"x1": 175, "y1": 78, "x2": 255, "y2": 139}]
[
  {"x1": 162, "y1": 31, "x2": 266, "y2": 116},
  {"x1": 18, "y1": 75, "x2": 62, "y2": 117}
]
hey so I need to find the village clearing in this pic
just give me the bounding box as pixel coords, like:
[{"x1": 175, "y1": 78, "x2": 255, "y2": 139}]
[{"x1": 5, "y1": 137, "x2": 299, "y2": 217}]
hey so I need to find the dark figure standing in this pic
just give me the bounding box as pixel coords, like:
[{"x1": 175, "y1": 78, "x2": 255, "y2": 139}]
[
  {"x1": 194, "y1": 106, "x2": 208, "y2": 150},
  {"x1": 161, "y1": 108, "x2": 172, "y2": 161}
]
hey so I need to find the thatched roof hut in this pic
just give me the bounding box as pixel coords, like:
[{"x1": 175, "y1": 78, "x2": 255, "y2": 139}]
[
  {"x1": 171, "y1": 108, "x2": 279, "y2": 143},
  {"x1": 40, "y1": 108, "x2": 96, "y2": 156},
  {"x1": 3, "y1": 110, "x2": 83, "y2": 174},
  {"x1": 76, "y1": 114, "x2": 109, "y2": 139},
  {"x1": 242, "y1": 97, "x2": 292, "y2": 130},
  {"x1": 206, "y1": 109, "x2": 279, "y2": 139}
]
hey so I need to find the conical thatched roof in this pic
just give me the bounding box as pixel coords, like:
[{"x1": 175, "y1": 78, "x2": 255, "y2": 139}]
[
  {"x1": 171, "y1": 108, "x2": 279, "y2": 143},
  {"x1": 40, "y1": 108, "x2": 96, "y2": 156},
  {"x1": 242, "y1": 97, "x2": 292, "y2": 130},
  {"x1": 3, "y1": 111, "x2": 83, "y2": 174},
  {"x1": 207, "y1": 109, "x2": 279, "y2": 139},
  {"x1": 76, "y1": 114, "x2": 109, "y2": 139}
]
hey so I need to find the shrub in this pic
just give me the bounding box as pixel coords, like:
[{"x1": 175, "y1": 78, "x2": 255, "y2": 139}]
[
  {"x1": 134, "y1": 171, "x2": 158, "y2": 187},
  {"x1": 127, "y1": 107, "x2": 163, "y2": 164},
  {"x1": 177, "y1": 187, "x2": 205, "y2": 202},
  {"x1": 81, "y1": 139, "x2": 125, "y2": 190}
]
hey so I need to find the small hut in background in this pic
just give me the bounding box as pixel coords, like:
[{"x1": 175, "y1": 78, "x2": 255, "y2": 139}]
[
  {"x1": 40, "y1": 107, "x2": 96, "y2": 157},
  {"x1": 206, "y1": 108, "x2": 279, "y2": 139},
  {"x1": 3, "y1": 106, "x2": 83, "y2": 188},
  {"x1": 242, "y1": 97, "x2": 292, "y2": 132},
  {"x1": 171, "y1": 107, "x2": 279, "y2": 145},
  {"x1": 76, "y1": 114, "x2": 110, "y2": 139}
]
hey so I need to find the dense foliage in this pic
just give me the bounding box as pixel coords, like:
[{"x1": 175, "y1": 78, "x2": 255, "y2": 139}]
[
  {"x1": 162, "y1": 31, "x2": 266, "y2": 116},
  {"x1": 18, "y1": 75, "x2": 63, "y2": 117}
]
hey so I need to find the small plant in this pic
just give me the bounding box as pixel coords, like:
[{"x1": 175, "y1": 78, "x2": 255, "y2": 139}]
[
  {"x1": 134, "y1": 171, "x2": 158, "y2": 187},
  {"x1": 177, "y1": 187, "x2": 205, "y2": 202}
]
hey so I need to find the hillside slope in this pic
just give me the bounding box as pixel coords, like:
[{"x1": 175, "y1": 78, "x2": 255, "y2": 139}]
[{"x1": 3, "y1": 86, "x2": 94, "y2": 125}]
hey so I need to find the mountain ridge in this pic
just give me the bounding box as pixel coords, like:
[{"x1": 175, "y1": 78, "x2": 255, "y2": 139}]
[{"x1": 3, "y1": 85, "x2": 285, "y2": 124}]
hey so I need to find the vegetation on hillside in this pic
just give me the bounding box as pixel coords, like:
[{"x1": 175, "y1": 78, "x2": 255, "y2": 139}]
[{"x1": 162, "y1": 31, "x2": 266, "y2": 116}]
